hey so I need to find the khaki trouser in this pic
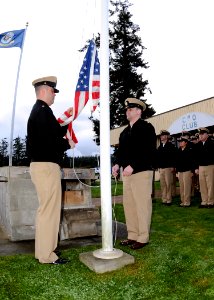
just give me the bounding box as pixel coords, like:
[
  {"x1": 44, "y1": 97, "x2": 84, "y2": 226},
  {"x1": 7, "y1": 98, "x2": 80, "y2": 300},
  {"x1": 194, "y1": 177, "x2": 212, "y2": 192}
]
[
  {"x1": 30, "y1": 162, "x2": 62, "y2": 263},
  {"x1": 199, "y1": 165, "x2": 214, "y2": 205},
  {"x1": 123, "y1": 171, "x2": 153, "y2": 243},
  {"x1": 159, "y1": 168, "x2": 174, "y2": 203},
  {"x1": 178, "y1": 171, "x2": 192, "y2": 206},
  {"x1": 172, "y1": 172, "x2": 177, "y2": 197}
]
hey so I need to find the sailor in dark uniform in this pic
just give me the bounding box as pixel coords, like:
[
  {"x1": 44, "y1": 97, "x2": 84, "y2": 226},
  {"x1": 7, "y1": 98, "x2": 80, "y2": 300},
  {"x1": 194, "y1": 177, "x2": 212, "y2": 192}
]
[
  {"x1": 157, "y1": 130, "x2": 177, "y2": 205},
  {"x1": 176, "y1": 137, "x2": 195, "y2": 207},
  {"x1": 195, "y1": 127, "x2": 214, "y2": 208},
  {"x1": 112, "y1": 98, "x2": 157, "y2": 249},
  {"x1": 27, "y1": 76, "x2": 74, "y2": 264}
]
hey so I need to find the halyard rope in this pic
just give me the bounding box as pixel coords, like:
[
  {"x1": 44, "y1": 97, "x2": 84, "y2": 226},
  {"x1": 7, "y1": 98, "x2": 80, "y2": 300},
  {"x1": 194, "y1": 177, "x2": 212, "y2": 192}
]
[{"x1": 70, "y1": 148, "x2": 119, "y2": 246}]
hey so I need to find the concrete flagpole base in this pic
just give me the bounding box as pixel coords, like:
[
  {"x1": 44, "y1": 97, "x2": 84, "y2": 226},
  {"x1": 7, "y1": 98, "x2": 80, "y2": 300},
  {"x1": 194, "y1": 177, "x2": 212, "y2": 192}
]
[{"x1": 79, "y1": 250, "x2": 135, "y2": 274}]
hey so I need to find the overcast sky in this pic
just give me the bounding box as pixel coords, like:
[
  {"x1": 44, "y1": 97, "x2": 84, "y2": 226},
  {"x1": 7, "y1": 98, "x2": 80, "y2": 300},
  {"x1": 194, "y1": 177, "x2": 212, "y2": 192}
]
[{"x1": 0, "y1": 0, "x2": 214, "y2": 156}]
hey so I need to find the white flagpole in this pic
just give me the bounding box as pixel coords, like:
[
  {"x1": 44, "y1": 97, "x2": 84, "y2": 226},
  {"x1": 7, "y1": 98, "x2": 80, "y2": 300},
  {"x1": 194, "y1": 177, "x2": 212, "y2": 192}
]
[
  {"x1": 9, "y1": 23, "x2": 28, "y2": 167},
  {"x1": 93, "y1": 0, "x2": 123, "y2": 259}
]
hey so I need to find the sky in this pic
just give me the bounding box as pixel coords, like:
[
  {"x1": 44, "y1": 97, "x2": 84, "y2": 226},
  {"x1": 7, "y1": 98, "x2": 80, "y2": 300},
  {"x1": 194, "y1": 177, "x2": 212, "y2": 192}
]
[{"x1": 0, "y1": 0, "x2": 214, "y2": 157}]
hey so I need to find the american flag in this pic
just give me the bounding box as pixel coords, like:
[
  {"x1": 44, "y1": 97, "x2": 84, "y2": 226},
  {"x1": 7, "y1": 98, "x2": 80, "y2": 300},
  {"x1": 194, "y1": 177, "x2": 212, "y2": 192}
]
[{"x1": 58, "y1": 39, "x2": 100, "y2": 143}]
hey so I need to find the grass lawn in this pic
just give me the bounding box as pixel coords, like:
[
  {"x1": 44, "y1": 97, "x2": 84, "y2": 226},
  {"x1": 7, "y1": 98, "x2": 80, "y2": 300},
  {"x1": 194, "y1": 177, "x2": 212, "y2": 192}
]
[
  {"x1": 0, "y1": 185, "x2": 214, "y2": 299},
  {"x1": 91, "y1": 180, "x2": 123, "y2": 198}
]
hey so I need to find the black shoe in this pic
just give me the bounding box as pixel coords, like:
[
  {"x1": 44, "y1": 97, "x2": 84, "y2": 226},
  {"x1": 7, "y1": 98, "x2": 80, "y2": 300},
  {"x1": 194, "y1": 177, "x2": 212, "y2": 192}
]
[
  {"x1": 165, "y1": 202, "x2": 172, "y2": 206},
  {"x1": 198, "y1": 204, "x2": 208, "y2": 208},
  {"x1": 130, "y1": 242, "x2": 149, "y2": 250},
  {"x1": 120, "y1": 239, "x2": 136, "y2": 246},
  {"x1": 208, "y1": 204, "x2": 214, "y2": 209},
  {"x1": 54, "y1": 250, "x2": 62, "y2": 257},
  {"x1": 50, "y1": 258, "x2": 69, "y2": 265}
]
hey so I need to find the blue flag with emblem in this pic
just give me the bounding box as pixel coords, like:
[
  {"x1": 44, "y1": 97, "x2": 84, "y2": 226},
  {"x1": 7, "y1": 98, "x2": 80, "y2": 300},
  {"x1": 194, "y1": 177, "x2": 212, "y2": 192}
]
[
  {"x1": 0, "y1": 25, "x2": 28, "y2": 166},
  {"x1": 0, "y1": 29, "x2": 25, "y2": 48}
]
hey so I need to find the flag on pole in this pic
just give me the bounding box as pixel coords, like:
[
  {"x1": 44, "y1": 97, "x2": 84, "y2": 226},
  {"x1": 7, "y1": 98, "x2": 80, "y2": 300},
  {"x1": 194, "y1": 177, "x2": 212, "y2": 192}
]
[
  {"x1": 58, "y1": 39, "x2": 100, "y2": 143},
  {"x1": 0, "y1": 25, "x2": 28, "y2": 166},
  {"x1": 0, "y1": 29, "x2": 25, "y2": 48}
]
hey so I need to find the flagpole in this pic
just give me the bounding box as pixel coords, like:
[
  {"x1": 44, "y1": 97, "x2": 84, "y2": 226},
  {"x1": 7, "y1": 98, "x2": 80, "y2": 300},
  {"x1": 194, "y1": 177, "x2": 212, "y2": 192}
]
[
  {"x1": 93, "y1": 0, "x2": 123, "y2": 259},
  {"x1": 9, "y1": 22, "x2": 28, "y2": 167}
]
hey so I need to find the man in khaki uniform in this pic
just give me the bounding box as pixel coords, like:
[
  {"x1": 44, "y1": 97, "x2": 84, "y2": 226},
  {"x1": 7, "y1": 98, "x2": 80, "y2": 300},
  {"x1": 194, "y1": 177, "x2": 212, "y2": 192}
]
[
  {"x1": 195, "y1": 127, "x2": 214, "y2": 208},
  {"x1": 176, "y1": 137, "x2": 195, "y2": 207},
  {"x1": 157, "y1": 130, "x2": 177, "y2": 205},
  {"x1": 112, "y1": 98, "x2": 157, "y2": 250},
  {"x1": 27, "y1": 76, "x2": 74, "y2": 264}
]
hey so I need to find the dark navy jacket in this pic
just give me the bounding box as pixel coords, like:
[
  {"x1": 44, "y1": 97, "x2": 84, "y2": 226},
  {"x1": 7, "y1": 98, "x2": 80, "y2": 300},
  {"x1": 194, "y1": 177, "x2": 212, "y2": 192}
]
[
  {"x1": 195, "y1": 138, "x2": 214, "y2": 167},
  {"x1": 27, "y1": 100, "x2": 70, "y2": 166},
  {"x1": 114, "y1": 118, "x2": 157, "y2": 173},
  {"x1": 176, "y1": 146, "x2": 195, "y2": 172},
  {"x1": 157, "y1": 141, "x2": 177, "y2": 168}
]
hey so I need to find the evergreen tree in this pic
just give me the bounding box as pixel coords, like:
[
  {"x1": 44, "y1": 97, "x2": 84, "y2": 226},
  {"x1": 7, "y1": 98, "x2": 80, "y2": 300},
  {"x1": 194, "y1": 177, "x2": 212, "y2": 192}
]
[
  {"x1": 0, "y1": 138, "x2": 9, "y2": 166},
  {"x1": 62, "y1": 151, "x2": 71, "y2": 168},
  {"x1": 12, "y1": 136, "x2": 26, "y2": 166},
  {"x1": 22, "y1": 136, "x2": 30, "y2": 166},
  {"x1": 90, "y1": 0, "x2": 155, "y2": 142}
]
